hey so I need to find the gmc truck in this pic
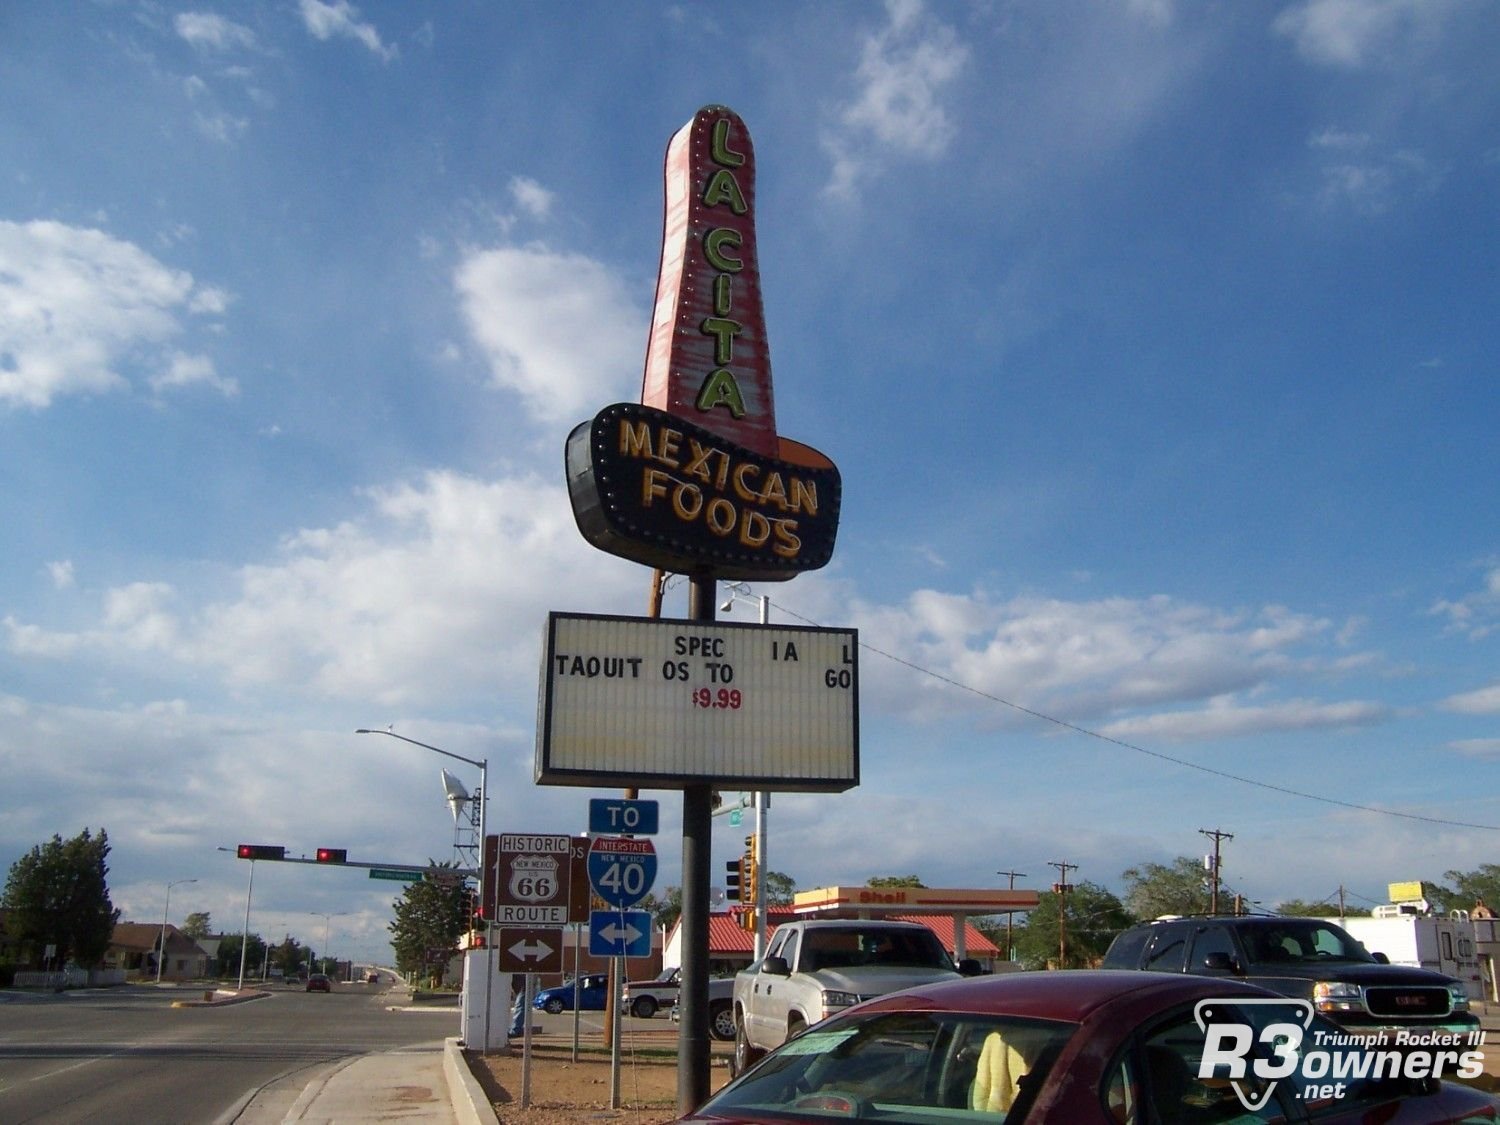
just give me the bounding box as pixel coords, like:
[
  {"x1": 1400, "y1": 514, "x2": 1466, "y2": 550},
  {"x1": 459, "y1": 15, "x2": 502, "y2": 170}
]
[{"x1": 731, "y1": 919, "x2": 961, "y2": 1074}]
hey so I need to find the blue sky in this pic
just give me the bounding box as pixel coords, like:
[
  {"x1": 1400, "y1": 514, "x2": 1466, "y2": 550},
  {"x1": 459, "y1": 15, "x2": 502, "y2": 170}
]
[{"x1": 4, "y1": 0, "x2": 1500, "y2": 963}]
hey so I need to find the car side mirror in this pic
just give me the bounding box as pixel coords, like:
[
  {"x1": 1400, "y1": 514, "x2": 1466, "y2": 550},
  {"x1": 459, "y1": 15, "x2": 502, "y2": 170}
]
[
  {"x1": 1202, "y1": 951, "x2": 1241, "y2": 973},
  {"x1": 957, "y1": 958, "x2": 986, "y2": 977},
  {"x1": 1371, "y1": 951, "x2": 1389, "y2": 964},
  {"x1": 764, "y1": 955, "x2": 791, "y2": 977}
]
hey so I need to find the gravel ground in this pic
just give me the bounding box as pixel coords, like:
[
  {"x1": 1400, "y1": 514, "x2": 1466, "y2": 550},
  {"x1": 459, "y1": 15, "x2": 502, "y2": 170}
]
[{"x1": 471, "y1": 1042, "x2": 732, "y2": 1125}]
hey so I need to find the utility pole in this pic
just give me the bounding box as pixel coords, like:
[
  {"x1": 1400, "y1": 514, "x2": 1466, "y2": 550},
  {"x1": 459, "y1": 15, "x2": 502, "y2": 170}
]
[
  {"x1": 996, "y1": 869, "x2": 1026, "y2": 963},
  {"x1": 1199, "y1": 828, "x2": 1233, "y2": 915},
  {"x1": 1047, "y1": 861, "x2": 1076, "y2": 968}
]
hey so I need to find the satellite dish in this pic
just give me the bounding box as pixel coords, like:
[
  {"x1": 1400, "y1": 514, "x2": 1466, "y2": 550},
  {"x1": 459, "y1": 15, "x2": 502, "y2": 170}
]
[{"x1": 441, "y1": 769, "x2": 470, "y2": 824}]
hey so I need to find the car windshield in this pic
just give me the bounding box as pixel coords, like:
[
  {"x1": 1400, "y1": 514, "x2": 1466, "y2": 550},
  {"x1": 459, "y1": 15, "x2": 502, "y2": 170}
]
[
  {"x1": 701, "y1": 1010, "x2": 1075, "y2": 1124},
  {"x1": 1244, "y1": 922, "x2": 1374, "y2": 966},
  {"x1": 799, "y1": 929, "x2": 955, "y2": 973}
]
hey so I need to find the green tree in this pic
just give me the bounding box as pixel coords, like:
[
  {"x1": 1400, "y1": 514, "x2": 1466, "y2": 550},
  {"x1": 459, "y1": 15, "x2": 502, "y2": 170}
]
[
  {"x1": 640, "y1": 887, "x2": 682, "y2": 934},
  {"x1": 182, "y1": 911, "x2": 212, "y2": 939},
  {"x1": 1011, "y1": 882, "x2": 1131, "y2": 969},
  {"x1": 387, "y1": 867, "x2": 467, "y2": 985},
  {"x1": 763, "y1": 870, "x2": 796, "y2": 907},
  {"x1": 271, "y1": 934, "x2": 311, "y2": 976},
  {"x1": 1274, "y1": 898, "x2": 1367, "y2": 918},
  {"x1": 214, "y1": 932, "x2": 267, "y2": 978},
  {"x1": 1438, "y1": 866, "x2": 1500, "y2": 914},
  {"x1": 1121, "y1": 856, "x2": 1233, "y2": 919},
  {"x1": 867, "y1": 875, "x2": 926, "y2": 888},
  {"x1": 1, "y1": 828, "x2": 119, "y2": 968}
]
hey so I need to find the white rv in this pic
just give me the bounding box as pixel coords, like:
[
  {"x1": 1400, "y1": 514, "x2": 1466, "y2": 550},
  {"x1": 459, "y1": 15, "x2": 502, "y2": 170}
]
[{"x1": 1321, "y1": 909, "x2": 1482, "y2": 1000}]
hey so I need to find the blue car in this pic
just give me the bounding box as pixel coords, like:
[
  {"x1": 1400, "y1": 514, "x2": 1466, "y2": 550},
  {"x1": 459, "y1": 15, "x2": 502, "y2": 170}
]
[{"x1": 533, "y1": 972, "x2": 610, "y2": 1014}]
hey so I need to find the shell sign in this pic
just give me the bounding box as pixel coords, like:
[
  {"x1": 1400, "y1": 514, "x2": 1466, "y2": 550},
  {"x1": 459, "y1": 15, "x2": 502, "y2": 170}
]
[{"x1": 567, "y1": 106, "x2": 841, "y2": 579}]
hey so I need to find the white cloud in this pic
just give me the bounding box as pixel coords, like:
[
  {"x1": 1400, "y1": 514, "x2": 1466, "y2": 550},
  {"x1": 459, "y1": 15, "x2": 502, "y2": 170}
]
[
  {"x1": 510, "y1": 177, "x2": 555, "y2": 220},
  {"x1": 175, "y1": 12, "x2": 257, "y2": 53},
  {"x1": 454, "y1": 244, "x2": 642, "y2": 422},
  {"x1": 149, "y1": 351, "x2": 239, "y2": 397},
  {"x1": 48, "y1": 561, "x2": 75, "y2": 590},
  {"x1": 5, "y1": 471, "x2": 639, "y2": 707},
  {"x1": 0, "y1": 221, "x2": 226, "y2": 408},
  {"x1": 1431, "y1": 566, "x2": 1500, "y2": 640},
  {"x1": 299, "y1": 0, "x2": 398, "y2": 62},
  {"x1": 1273, "y1": 0, "x2": 1460, "y2": 68},
  {"x1": 824, "y1": 0, "x2": 968, "y2": 199},
  {"x1": 1099, "y1": 697, "x2": 1388, "y2": 742},
  {"x1": 1442, "y1": 682, "x2": 1500, "y2": 715},
  {"x1": 846, "y1": 588, "x2": 1375, "y2": 740},
  {"x1": 1449, "y1": 738, "x2": 1500, "y2": 758}
]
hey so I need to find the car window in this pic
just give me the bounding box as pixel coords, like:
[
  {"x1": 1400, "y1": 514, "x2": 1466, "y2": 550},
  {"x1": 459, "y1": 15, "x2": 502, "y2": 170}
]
[
  {"x1": 1105, "y1": 1006, "x2": 1286, "y2": 1124},
  {"x1": 1102, "y1": 927, "x2": 1152, "y2": 969},
  {"x1": 1143, "y1": 926, "x2": 1190, "y2": 973},
  {"x1": 701, "y1": 1010, "x2": 1074, "y2": 1125},
  {"x1": 1188, "y1": 926, "x2": 1237, "y2": 971}
]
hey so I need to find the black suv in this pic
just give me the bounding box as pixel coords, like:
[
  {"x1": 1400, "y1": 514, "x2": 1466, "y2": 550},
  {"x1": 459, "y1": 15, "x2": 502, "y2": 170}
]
[{"x1": 1102, "y1": 915, "x2": 1477, "y2": 1037}]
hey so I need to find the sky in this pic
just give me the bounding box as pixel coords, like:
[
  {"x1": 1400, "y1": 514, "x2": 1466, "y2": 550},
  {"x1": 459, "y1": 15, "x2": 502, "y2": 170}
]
[{"x1": 4, "y1": 0, "x2": 1500, "y2": 966}]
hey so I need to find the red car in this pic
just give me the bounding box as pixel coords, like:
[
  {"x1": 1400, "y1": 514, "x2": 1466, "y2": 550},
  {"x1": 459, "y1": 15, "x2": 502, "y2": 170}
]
[
  {"x1": 689, "y1": 970, "x2": 1500, "y2": 1123},
  {"x1": 305, "y1": 973, "x2": 331, "y2": 993}
]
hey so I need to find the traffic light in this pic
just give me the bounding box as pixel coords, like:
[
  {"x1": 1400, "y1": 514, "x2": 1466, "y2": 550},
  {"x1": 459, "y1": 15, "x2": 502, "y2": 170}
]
[
  {"x1": 743, "y1": 835, "x2": 758, "y2": 906},
  {"x1": 236, "y1": 844, "x2": 285, "y2": 860},
  {"x1": 725, "y1": 860, "x2": 742, "y2": 901},
  {"x1": 315, "y1": 847, "x2": 347, "y2": 864}
]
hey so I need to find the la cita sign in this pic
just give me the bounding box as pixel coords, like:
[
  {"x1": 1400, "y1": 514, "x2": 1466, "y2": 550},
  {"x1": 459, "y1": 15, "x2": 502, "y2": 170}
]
[{"x1": 567, "y1": 105, "x2": 840, "y2": 580}]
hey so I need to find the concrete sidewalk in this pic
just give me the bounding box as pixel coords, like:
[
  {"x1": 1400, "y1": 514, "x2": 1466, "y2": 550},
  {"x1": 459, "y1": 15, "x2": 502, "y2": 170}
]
[{"x1": 232, "y1": 1038, "x2": 496, "y2": 1124}]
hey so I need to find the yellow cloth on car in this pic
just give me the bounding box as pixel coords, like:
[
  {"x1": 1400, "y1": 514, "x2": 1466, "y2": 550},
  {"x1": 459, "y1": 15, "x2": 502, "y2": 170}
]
[{"x1": 970, "y1": 1031, "x2": 1029, "y2": 1114}]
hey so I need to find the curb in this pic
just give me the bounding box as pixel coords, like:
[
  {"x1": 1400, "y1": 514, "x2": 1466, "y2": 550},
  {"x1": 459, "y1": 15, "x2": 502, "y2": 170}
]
[
  {"x1": 447, "y1": 1038, "x2": 501, "y2": 1125},
  {"x1": 171, "y1": 988, "x2": 270, "y2": 1008}
]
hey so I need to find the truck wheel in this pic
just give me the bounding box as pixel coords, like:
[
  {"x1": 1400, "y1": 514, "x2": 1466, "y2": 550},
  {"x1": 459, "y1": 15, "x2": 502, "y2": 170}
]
[
  {"x1": 710, "y1": 1000, "x2": 736, "y2": 1041},
  {"x1": 631, "y1": 996, "x2": 657, "y2": 1019},
  {"x1": 787, "y1": 1015, "x2": 807, "y2": 1040},
  {"x1": 733, "y1": 1023, "x2": 763, "y2": 1078}
]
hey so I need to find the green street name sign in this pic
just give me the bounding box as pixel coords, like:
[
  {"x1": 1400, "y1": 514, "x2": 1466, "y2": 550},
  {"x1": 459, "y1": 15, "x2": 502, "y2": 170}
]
[{"x1": 369, "y1": 868, "x2": 423, "y2": 882}]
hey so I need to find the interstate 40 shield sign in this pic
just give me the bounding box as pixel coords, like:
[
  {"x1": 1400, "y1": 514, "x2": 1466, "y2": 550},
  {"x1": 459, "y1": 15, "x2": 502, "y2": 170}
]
[{"x1": 586, "y1": 836, "x2": 656, "y2": 909}]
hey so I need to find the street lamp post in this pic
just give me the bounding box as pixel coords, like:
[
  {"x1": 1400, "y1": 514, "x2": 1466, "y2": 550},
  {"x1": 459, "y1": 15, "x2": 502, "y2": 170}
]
[
  {"x1": 219, "y1": 846, "x2": 257, "y2": 991},
  {"x1": 355, "y1": 728, "x2": 492, "y2": 1047},
  {"x1": 719, "y1": 585, "x2": 771, "y2": 960},
  {"x1": 313, "y1": 911, "x2": 347, "y2": 977},
  {"x1": 157, "y1": 878, "x2": 198, "y2": 985}
]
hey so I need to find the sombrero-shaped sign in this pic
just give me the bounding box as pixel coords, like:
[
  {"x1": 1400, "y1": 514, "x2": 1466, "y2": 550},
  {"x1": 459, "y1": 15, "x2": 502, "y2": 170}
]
[{"x1": 568, "y1": 106, "x2": 841, "y2": 579}]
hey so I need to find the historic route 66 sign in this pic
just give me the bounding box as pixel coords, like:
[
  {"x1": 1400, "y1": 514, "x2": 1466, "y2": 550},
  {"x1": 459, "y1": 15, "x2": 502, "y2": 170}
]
[
  {"x1": 508, "y1": 853, "x2": 559, "y2": 902},
  {"x1": 496, "y1": 833, "x2": 572, "y2": 925}
]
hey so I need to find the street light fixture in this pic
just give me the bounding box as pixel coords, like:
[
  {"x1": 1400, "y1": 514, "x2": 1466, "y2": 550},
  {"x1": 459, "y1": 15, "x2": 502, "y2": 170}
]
[
  {"x1": 354, "y1": 727, "x2": 493, "y2": 1045},
  {"x1": 157, "y1": 878, "x2": 198, "y2": 985}
]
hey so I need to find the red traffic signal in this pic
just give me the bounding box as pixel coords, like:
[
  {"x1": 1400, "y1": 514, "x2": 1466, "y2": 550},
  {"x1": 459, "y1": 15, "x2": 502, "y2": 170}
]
[
  {"x1": 236, "y1": 844, "x2": 286, "y2": 861},
  {"x1": 315, "y1": 847, "x2": 348, "y2": 864}
]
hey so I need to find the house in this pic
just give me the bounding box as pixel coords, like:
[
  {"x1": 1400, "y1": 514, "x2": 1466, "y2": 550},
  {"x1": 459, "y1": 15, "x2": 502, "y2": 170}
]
[{"x1": 104, "y1": 922, "x2": 210, "y2": 981}]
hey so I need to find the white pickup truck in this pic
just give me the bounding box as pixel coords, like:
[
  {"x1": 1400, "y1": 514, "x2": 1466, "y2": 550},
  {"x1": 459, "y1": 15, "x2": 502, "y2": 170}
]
[
  {"x1": 731, "y1": 919, "x2": 961, "y2": 1074},
  {"x1": 624, "y1": 967, "x2": 737, "y2": 1040}
]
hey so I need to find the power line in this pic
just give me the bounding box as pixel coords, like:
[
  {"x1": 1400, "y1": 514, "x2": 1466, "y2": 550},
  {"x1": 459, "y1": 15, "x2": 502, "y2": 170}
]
[{"x1": 768, "y1": 598, "x2": 1500, "y2": 832}]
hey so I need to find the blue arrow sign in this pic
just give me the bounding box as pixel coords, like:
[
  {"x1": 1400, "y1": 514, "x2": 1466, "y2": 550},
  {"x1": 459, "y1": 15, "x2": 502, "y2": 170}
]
[
  {"x1": 589, "y1": 909, "x2": 652, "y2": 958},
  {"x1": 587, "y1": 836, "x2": 657, "y2": 908},
  {"x1": 588, "y1": 797, "x2": 659, "y2": 836}
]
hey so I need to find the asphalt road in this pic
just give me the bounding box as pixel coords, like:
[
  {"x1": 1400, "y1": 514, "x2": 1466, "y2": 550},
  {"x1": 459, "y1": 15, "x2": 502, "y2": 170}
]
[{"x1": 0, "y1": 980, "x2": 458, "y2": 1124}]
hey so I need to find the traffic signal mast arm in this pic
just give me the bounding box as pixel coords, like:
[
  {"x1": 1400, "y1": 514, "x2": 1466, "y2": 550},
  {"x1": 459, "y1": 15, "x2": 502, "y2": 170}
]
[{"x1": 232, "y1": 847, "x2": 474, "y2": 876}]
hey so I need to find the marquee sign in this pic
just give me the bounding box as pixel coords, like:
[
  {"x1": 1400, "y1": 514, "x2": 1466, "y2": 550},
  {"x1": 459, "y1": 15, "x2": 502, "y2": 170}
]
[
  {"x1": 566, "y1": 105, "x2": 840, "y2": 579},
  {"x1": 535, "y1": 611, "x2": 858, "y2": 791}
]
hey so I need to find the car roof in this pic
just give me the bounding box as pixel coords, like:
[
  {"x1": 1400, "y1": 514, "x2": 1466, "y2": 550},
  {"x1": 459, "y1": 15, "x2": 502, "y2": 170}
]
[
  {"x1": 851, "y1": 969, "x2": 1279, "y2": 1024},
  {"x1": 791, "y1": 919, "x2": 931, "y2": 930}
]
